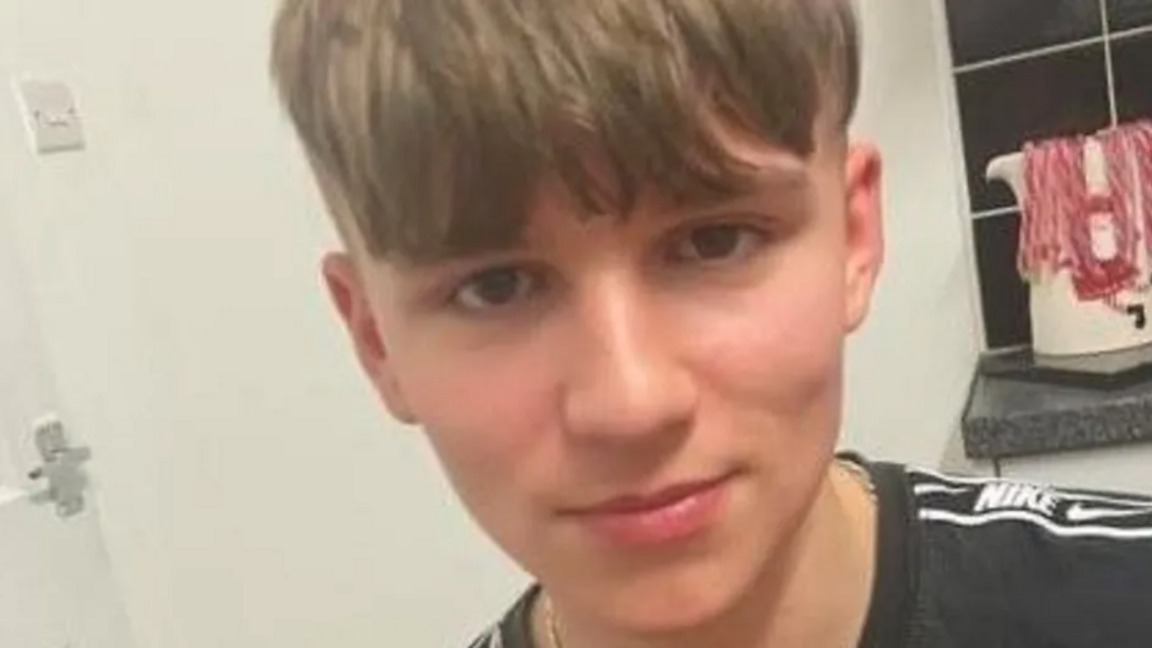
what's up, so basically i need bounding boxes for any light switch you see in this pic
[12,78,86,154]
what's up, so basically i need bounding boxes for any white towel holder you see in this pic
[985,152,1025,203]
[984,142,1152,357]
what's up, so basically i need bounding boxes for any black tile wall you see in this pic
[945,0,1101,66]
[973,214,1032,349]
[1114,32,1152,121]
[944,0,1152,349]
[956,46,1111,214]
[1109,0,1152,31]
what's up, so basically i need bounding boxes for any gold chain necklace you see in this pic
[837,457,877,503]
[543,593,565,648]
[542,460,875,648]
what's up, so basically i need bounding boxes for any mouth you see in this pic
[563,472,738,547]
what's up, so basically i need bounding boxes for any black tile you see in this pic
[1114,32,1152,122]
[956,45,1111,213]
[974,213,1033,349]
[946,0,1101,66]
[1109,0,1152,31]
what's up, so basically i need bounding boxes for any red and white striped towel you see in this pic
[1019,120,1152,304]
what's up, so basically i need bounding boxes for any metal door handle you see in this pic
[27,417,92,518]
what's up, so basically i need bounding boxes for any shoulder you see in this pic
[465,625,507,648]
[462,587,538,648]
[905,465,1152,543]
[903,466,1152,647]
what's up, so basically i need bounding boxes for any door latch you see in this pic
[27,417,92,518]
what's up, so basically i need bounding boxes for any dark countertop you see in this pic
[963,372,1152,459]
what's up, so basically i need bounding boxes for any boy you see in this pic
[270,1,1152,646]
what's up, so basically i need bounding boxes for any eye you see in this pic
[451,266,540,312]
[669,223,767,265]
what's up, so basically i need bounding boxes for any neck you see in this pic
[539,462,877,648]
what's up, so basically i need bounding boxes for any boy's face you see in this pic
[324,117,883,632]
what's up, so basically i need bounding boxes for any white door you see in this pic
[0,218,136,648]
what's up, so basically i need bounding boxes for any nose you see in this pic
[559,275,697,445]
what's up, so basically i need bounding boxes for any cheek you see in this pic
[388,327,560,533]
[683,238,847,418]
[679,236,848,544]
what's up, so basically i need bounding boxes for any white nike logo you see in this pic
[1066,502,1152,523]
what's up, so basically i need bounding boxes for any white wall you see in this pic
[1,2,524,647]
[843,0,985,471]
[0,1,980,647]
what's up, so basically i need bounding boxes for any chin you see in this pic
[582,530,770,635]
[607,588,738,635]
[555,474,785,636]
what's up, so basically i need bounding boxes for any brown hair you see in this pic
[271,0,861,261]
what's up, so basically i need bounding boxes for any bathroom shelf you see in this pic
[963,349,1152,460]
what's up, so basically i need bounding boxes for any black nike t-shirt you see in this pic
[466,458,1152,647]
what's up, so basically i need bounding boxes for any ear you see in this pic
[843,143,885,333]
[322,253,418,424]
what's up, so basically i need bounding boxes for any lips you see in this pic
[564,473,736,546]
[575,475,732,516]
